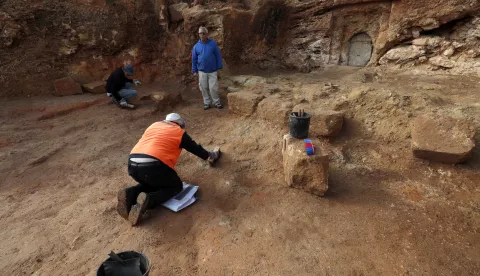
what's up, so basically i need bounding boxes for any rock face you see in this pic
[53,77,83,96]
[286,2,392,70]
[411,114,476,164]
[429,56,455,68]
[168,3,189,23]
[282,134,329,196]
[227,92,265,117]
[0,11,22,47]
[379,16,480,74]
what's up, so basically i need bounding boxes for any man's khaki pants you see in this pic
[199,71,221,106]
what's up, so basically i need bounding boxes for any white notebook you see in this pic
[162,183,198,212]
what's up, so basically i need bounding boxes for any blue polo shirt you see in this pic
[192,38,223,73]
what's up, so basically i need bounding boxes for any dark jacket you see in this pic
[106,67,132,101]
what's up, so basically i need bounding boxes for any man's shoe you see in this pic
[112,97,120,106]
[203,104,211,110]
[123,103,135,109]
[120,98,135,109]
[116,187,138,220]
[215,104,223,109]
[128,192,149,226]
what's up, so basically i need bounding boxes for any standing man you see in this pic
[192,26,223,110]
[117,113,221,226]
[106,64,142,109]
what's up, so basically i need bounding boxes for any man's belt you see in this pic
[129,157,158,163]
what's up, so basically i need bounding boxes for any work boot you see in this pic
[111,97,120,106]
[116,187,138,220]
[128,192,149,226]
[119,98,135,109]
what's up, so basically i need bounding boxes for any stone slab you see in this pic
[282,134,329,196]
[411,114,476,164]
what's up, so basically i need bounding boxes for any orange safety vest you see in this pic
[130,121,185,169]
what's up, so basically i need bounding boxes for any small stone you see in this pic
[412,37,428,46]
[443,47,455,57]
[429,56,455,68]
[226,86,239,93]
[466,49,479,58]
[412,28,421,38]
[452,42,464,49]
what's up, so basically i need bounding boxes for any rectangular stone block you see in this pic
[227,92,264,116]
[53,77,82,96]
[257,97,292,128]
[411,114,475,164]
[82,81,106,94]
[282,134,329,196]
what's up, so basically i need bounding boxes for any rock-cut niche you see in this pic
[347,33,373,67]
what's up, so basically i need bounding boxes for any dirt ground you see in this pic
[0,66,479,275]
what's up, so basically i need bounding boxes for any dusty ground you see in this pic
[0,66,479,275]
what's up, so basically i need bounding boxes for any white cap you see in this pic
[165,113,185,129]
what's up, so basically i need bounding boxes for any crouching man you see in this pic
[117,113,220,226]
[106,64,142,109]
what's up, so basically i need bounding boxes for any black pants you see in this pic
[127,157,183,209]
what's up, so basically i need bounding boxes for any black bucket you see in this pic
[289,112,311,139]
[96,251,151,276]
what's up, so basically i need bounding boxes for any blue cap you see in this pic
[124,64,134,76]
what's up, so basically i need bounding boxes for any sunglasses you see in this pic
[198,32,206,35]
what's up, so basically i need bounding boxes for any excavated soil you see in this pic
[0,66,479,275]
